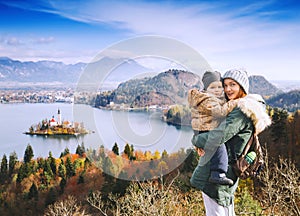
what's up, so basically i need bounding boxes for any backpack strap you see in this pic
[229,132,254,163]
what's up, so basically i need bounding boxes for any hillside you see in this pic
[266,90,300,112]
[95,69,202,107]
[95,70,282,108]
[249,75,282,97]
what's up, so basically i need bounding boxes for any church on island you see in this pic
[25,109,89,136]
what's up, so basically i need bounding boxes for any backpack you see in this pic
[231,133,264,179]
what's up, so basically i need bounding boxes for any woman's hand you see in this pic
[195,147,205,157]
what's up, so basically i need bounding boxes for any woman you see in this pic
[190,69,271,215]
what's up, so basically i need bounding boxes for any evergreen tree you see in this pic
[44,159,54,182]
[130,144,134,154]
[114,171,130,196]
[124,143,132,159]
[58,159,66,179]
[45,187,57,206]
[9,151,18,176]
[48,151,57,176]
[124,143,136,160]
[78,172,85,184]
[65,157,75,178]
[17,163,32,183]
[162,149,168,159]
[271,108,288,143]
[24,144,34,163]
[60,147,70,158]
[101,172,116,198]
[130,144,136,160]
[76,142,86,157]
[59,178,66,194]
[28,183,38,201]
[99,145,105,158]
[112,142,119,155]
[16,164,25,183]
[182,148,198,173]
[0,154,8,183]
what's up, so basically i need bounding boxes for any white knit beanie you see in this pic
[223,69,249,94]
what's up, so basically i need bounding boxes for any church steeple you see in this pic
[57,108,61,125]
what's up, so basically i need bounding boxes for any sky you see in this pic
[0,0,300,80]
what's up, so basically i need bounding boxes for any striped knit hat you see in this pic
[223,69,249,94]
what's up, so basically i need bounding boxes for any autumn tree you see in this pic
[44,196,87,216]
[287,110,300,167]
[102,156,114,176]
[153,150,161,160]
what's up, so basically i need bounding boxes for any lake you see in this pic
[0,103,193,159]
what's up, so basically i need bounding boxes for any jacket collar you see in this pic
[237,94,272,134]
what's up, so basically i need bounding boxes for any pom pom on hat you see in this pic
[202,71,221,90]
[223,69,249,94]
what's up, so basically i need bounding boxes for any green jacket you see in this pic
[190,94,272,207]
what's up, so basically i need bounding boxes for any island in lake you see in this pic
[25,109,90,136]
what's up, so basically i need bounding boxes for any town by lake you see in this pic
[0,103,193,159]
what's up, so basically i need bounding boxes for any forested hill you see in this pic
[266,90,300,112]
[95,69,202,107]
[95,70,283,108]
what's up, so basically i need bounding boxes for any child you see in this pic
[188,71,237,185]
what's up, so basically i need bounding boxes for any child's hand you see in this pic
[195,147,205,156]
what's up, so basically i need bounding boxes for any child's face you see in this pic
[206,81,223,96]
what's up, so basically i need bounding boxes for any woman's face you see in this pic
[223,78,244,100]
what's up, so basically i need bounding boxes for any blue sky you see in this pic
[0,0,300,80]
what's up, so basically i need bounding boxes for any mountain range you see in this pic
[0,57,299,111]
[1,57,299,92]
[0,57,152,89]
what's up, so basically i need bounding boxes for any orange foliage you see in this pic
[70,154,79,162]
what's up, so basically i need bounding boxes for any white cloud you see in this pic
[2,0,300,79]
[0,36,23,46]
[33,36,55,44]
